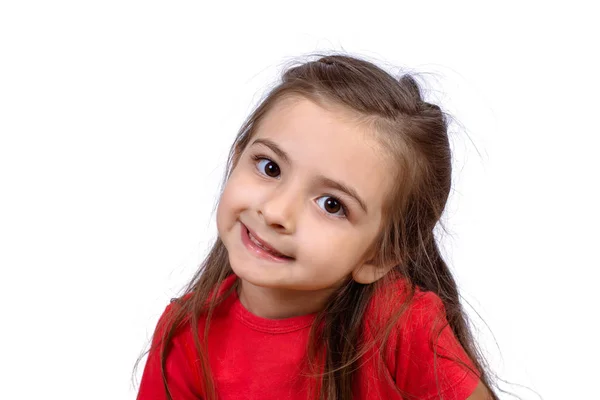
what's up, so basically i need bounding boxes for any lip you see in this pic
[240,223,293,263]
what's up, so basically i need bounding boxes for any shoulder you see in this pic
[364,275,445,333]
[363,276,448,369]
[152,274,239,343]
[364,277,481,399]
[365,275,468,358]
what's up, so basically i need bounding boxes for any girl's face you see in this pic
[217,96,394,294]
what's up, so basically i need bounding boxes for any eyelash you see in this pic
[251,154,350,219]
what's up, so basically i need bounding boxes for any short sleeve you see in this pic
[137,303,201,400]
[394,291,480,400]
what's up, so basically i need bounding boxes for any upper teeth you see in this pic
[249,231,283,256]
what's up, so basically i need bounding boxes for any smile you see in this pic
[240,223,294,263]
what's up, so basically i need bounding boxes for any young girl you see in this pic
[136,53,497,400]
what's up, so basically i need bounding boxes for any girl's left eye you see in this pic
[255,157,281,178]
[316,196,347,218]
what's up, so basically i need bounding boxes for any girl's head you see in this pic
[216,94,396,296]
[217,54,452,294]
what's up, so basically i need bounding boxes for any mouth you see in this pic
[241,223,294,262]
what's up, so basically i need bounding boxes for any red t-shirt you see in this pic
[138,274,480,399]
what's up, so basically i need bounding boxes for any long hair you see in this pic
[136,52,499,399]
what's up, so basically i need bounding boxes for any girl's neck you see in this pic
[237,279,336,320]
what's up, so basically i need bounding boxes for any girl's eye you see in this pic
[316,196,347,218]
[256,158,280,178]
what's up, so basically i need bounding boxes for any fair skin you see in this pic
[216,95,490,398]
[216,95,393,319]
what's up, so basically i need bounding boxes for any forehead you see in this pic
[252,96,393,215]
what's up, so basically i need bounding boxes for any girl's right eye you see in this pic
[255,157,281,178]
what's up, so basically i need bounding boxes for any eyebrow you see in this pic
[252,138,290,164]
[315,175,368,214]
[251,138,368,213]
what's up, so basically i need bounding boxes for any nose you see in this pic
[258,183,300,234]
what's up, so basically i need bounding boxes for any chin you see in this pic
[230,259,335,293]
[229,255,290,288]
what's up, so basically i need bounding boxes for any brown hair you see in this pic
[136,52,499,399]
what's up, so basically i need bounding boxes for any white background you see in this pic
[1,1,598,399]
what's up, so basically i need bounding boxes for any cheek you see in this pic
[215,193,228,236]
[301,224,365,266]
[314,222,380,268]
[216,174,254,226]
[216,182,240,233]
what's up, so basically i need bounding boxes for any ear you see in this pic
[351,260,396,284]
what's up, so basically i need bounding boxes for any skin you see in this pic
[216,95,394,319]
[468,381,493,399]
